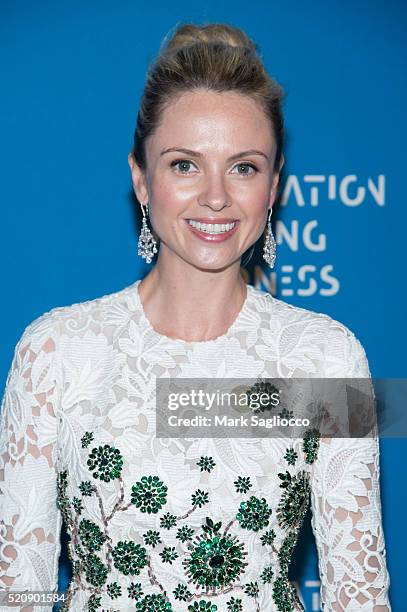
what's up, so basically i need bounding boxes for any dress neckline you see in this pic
[133,279,253,346]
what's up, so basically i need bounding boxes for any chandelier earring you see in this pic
[263,207,277,268]
[138,202,158,264]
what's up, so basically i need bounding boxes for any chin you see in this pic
[186,257,239,273]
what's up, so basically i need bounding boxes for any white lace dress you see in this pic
[0,279,391,611]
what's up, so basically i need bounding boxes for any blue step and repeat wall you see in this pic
[1,1,405,609]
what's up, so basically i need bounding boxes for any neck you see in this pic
[137,258,248,342]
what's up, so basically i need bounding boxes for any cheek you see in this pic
[148,183,188,234]
[239,192,269,225]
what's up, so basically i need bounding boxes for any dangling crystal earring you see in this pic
[138,202,158,264]
[263,208,276,268]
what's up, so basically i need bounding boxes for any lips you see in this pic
[184,219,240,242]
[185,218,239,223]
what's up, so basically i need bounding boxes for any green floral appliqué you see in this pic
[277,471,311,529]
[183,517,247,589]
[87,444,123,482]
[284,448,298,466]
[106,581,122,599]
[173,583,192,601]
[303,428,321,464]
[81,431,94,448]
[191,489,209,508]
[160,512,177,529]
[244,581,259,597]
[234,476,252,494]
[197,456,216,472]
[58,424,316,611]
[111,540,147,575]
[131,475,168,513]
[127,581,143,600]
[83,553,108,587]
[78,518,107,552]
[227,597,243,611]
[160,546,179,564]
[79,480,94,496]
[236,496,272,531]
[260,529,276,546]
[143,529,162,547]
[272,575,302,611]
[136,593,173,610]
[188,601,217,611]
[177,525,194,542]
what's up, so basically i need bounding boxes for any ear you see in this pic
[128,152,149,205]
[269,154,285,208]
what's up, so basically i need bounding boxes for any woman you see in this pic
[0,22,390,612]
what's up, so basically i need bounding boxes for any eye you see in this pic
[232,163,258,177]
[170,159,197,174]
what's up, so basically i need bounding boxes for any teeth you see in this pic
[187,220,236,234]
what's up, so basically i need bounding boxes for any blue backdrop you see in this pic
[1,1,405,609]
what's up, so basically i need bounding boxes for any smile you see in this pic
[187,220,237,234]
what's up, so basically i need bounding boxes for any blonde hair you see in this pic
[131,22,285,174]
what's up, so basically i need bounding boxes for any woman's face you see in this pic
[129,89,283,271]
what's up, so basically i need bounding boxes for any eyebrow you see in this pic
[159,147,269,162]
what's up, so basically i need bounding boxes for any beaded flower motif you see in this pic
[57,427,320,611]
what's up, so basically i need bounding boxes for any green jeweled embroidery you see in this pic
[243,581,259,597]
[202,517,222,536]
[226,597,243,611]
[272,576,303,612]
[72,559,81,577]
[246,380,280,413]
[279,407,294,420]
[74,543,86,559]
[197,456,216,472]
[260,529,276,546]
[173,583,192,601]
[159,546,179,564]
[143,529,162,547]
[191,489,209,508]
[260,564,274,583]
[79,480,94,496]
[236,496,272,531]
[284,447,298,466]
[135,593,172,611]
[56,470,71,522]
[87,594,101,611]
[177,525,194,542]
[303,428,321,464]
[131,475,168,513]
[111,540,147,575]
[87,444,123,482]
[83,553,108,587]
[279,529,299,573]
[78,518,107,552]
[183,519,247,589]
[72,496,83,514]
[81,431,94,448]
[277,471,311,529]
[63,427,314,609]
[107,581,122,599]
[188,601,217,611]
[127,582,143,600]
[160,512,177,529]
[234,476,252,494]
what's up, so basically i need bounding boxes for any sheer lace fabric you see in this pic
[0,279,391,611]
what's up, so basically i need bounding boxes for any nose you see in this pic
[198,172,231,211]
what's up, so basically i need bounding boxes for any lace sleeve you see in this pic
[0,312,62,611]
[310,323,391,611]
